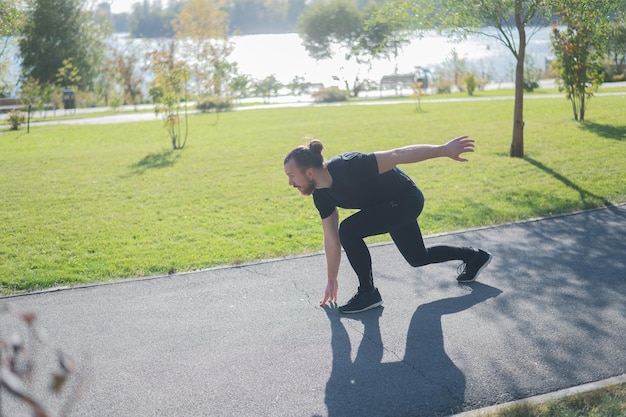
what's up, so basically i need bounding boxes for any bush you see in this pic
[523,80,540,92]
[463,72,478,96]
[7,110,25,130]
[311,86,349,103]
[196,97,233,113]
[433,79,453,94]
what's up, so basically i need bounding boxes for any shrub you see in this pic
[433,79,453,94]
[311,86,349,103]
[7,110,25,130]
[523,80,540,92]
[197,97,233,113]
[463,72,478,96]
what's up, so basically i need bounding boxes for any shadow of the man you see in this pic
[322,283,502,417]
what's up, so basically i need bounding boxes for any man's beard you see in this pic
[300,178,316,195]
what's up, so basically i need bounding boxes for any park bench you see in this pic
[380,73,418,90]
[0,98,23,112]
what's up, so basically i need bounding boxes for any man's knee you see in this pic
[405,256,428,268]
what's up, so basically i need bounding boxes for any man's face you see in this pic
[284,159,315,196]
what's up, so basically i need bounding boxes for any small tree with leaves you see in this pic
[112,47,143,108]
[551,1,614,122]
[148,41,190,150]
[1,0,22,96]
[606,11,626,78]
[254,74,282,104]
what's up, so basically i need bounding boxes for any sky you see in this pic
[107,0,139,14]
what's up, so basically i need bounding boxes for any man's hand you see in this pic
[320,279,338,307]
[444,136,475,162]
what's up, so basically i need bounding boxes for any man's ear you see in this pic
[305,167,314,180]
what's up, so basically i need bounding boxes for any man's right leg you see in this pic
[390,222,476,267]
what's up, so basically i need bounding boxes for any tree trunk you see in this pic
[580,93,585,122]
[510,1,525,158]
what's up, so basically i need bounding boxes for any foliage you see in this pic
[605,11,626,79]
[360,2,412,71]
[229,69,253,98]
[173,0,235,98]
[389,0,554,158]
[109,41,144,105]
[19,77,57,115]
[523,54,542,92]
[410,80,425,112]
[2,93,625,293]
[129,0,179,38]
[551,0,616,122]
[55,58,81,89]
[148,41,190,150]
[445,49,466,91]
[0,0,21,38]
[297,0,362,61]
[0,305,81,417]
[19,0,107,91]
[463,72,478,96]
[297,0,413,97]
[6,109,25,130]
[0,0,22,95]
[287,75,308,96]
[311,86,349,102]
[111,47,144,107]
[228,0,307,35]
[253,74,282,103]
[196,96,233,112]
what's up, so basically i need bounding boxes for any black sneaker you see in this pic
[457,249,492,283]
[338,288,383,314]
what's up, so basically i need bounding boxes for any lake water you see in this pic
[229,27,553,87]
[2,27,554,95]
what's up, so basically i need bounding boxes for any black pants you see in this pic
[338,187,476,292]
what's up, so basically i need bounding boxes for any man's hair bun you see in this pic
[308,139,324,154]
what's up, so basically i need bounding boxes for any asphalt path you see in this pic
[1,205,625,417]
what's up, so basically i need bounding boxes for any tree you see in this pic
[297,0,408,97]
[1,0,21,52]
[297,0,362,61]
[229,66,253,99]
[112,47,144,107]
[386,0,552,157]
[360,2,412,74]
[228,0,306,34]
[148,41,190,150]
[173,0,234,98]
[1,0,22,96]
[19,0,106,91]
[551,0,618,122]
[129,0,179,38]
[253,74,281,103]
[606,11,626,78]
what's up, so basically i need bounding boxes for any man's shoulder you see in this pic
[330,151,370,162]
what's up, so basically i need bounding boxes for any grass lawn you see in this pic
[1,93,625,294]
[483,383,626,417]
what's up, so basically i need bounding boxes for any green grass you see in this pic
[484,383,626,417]
[1,93,625,294]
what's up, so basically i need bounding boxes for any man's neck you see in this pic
[314,165,333,189]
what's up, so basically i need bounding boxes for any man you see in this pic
[283,136,492,313]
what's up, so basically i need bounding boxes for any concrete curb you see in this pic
[448,374,626,417]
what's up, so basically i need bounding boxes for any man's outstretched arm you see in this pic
[374,136,475,174]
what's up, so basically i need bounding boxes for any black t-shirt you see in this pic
[312,152,417,219]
